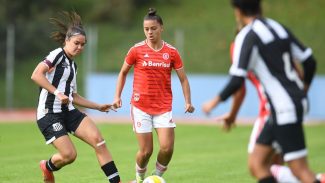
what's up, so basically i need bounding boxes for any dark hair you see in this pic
[49,11,86,45]
[144,8,163,25]
[231,0,262,16]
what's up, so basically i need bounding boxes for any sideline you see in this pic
[0,109,323,126]
[0,109,252,125]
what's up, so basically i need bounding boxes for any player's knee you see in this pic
[159,145,173,155]
[61,149,77,165]
[139,148,153,159]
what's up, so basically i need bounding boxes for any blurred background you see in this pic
[0,0,324,121]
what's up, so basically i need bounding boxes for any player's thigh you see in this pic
[274,123,306,162]
[248,116,266,153]
[155,128,175,150]
[74,116,104,148]
[52,135,77,157]
[136,132,154,153]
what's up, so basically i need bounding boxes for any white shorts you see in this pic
[248,114,282,154]
[131,105,176,133]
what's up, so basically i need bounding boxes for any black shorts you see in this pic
[256,118,306,162]
[37,109,86,144]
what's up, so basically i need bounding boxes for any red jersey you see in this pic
[125,41,183,115]
[230,43,270,117]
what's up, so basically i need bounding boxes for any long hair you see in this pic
[49,11,86,45]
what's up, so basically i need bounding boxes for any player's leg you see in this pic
[73,115,121,183]
[248,118,279,183]
[135,132,154,181]
[39,136,76,183]
[153,128,174,177]
[249,143,277,182]
[151,111,175,177]
[51,135,77,167]
[278,123,319,183]
[37,113,75,183]
[251,116,301,182]
[131,105,155,182]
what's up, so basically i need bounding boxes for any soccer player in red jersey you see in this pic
[113,8,195,183]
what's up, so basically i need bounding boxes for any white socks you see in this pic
[271,164,300,183]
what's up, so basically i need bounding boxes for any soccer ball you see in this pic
[143,175,166,183]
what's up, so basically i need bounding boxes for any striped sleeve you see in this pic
[230,28,256,77]
[43,48,64,69]
[287,29,312,63]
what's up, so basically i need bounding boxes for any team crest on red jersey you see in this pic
[162,53,169,60]
[134,93,140,102]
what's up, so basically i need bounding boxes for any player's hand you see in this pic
[215,113,236,132]
[57,92,69,105]
[112,98,122,109]
[97,104,116,112]
[185,103,195,113]
[202,96,221,115]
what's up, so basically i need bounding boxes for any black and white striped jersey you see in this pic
[230,18,312,125]
[37,47,78,120]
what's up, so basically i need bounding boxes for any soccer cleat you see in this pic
[317,173,325,183]
[39,160,55,183]
[128,174,144,183]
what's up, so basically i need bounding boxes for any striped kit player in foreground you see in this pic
[203,0,324,183]
[31,11,121,183]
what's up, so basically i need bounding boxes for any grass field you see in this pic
[0,122,324,183]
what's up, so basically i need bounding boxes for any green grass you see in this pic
[0,122,324,183]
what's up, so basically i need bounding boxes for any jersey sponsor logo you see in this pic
[142,60,170,68]
[163,53,169,60]
[52,122,63,132]
[134,93,140,102]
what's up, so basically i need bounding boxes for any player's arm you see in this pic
[288,28,317,94]
[31,62,69,104]
[217,83,246,131]
[301,56,316,94]
[202,76,245,115]
[113,62,132,109]
[72,93,113,112]
[175,68,195,113]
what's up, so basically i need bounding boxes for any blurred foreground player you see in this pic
[203,0,324,182]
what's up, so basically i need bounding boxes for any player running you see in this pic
[202,0,324,182]
[112,8,195,183]
[216,25,301,182]
[31,11,121,183]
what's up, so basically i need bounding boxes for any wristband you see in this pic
[54,89,60,96]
